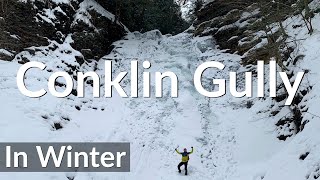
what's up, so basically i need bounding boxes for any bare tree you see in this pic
[296,0,314,34]
[1,0,9,14]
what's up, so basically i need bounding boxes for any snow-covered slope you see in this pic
[1,6,320,180]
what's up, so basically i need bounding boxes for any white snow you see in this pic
[72,0,129,32]
[0,30,290,179]
[1,2,320,180]
[0,49,14,57]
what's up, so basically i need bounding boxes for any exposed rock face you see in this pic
[193,0,318,140]
[0,0,127,61]
[0,1,53,60]
[193,0,299,60]
[195,0,256,24]
[193,1,261,55]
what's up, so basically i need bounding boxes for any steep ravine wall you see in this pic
[0,0,127,61]
[193,0,320,140]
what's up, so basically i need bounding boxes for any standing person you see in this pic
[175,147,194,175]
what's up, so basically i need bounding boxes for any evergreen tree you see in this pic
[99,0,188,35]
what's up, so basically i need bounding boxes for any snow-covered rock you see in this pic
[0,0,127,61]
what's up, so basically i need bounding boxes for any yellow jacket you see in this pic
[176,148,194,162]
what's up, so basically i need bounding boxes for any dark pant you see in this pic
[178,161,188,174]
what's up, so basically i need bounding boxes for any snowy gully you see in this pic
[17,60,304,105]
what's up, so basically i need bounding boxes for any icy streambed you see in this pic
[0,31,292,180]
